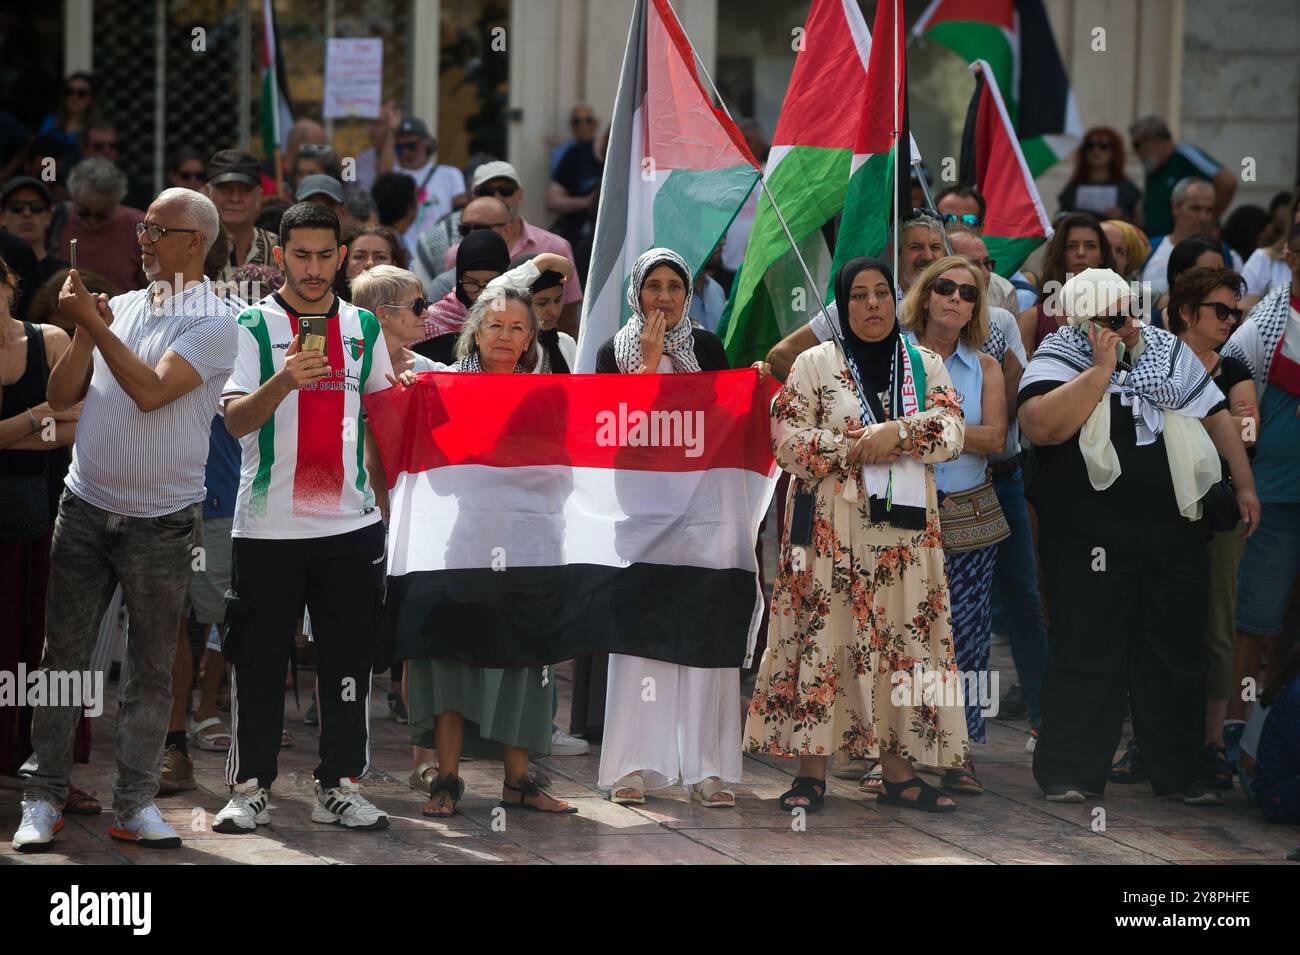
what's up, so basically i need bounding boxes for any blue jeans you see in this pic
[991,465,1047,728]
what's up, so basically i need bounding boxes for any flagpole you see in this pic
[892,0,900,294]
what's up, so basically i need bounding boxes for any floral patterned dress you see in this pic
[744,340,973,769]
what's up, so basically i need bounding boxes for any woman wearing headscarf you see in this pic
[594,247,739,807]
[745,257,970,814]
[1018,268,1260,805]
[411,228,509,365]
[901,256,1009,795]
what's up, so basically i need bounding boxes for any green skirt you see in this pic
[406,659,553,759]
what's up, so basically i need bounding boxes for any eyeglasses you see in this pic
[971,257,996,272]
[459,277,487,294]
[6,200,47,215]
[1199,302,1243,323]
[930,277,978,303]
[65,86,91,98]
[475,184,518,199]
[74,205,114,224]
[297,144,333,157]
[383,297,428,314]
[1084,140,1111,151]
[175,171,206,183]
[942,212,981,226]
[458,220,509,237]
[134,221,200,243]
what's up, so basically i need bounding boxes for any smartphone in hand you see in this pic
[70,238,78,270]
[298,315,328,353]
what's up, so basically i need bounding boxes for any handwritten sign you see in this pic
[324,38,383,119]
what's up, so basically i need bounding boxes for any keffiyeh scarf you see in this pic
[612,247,701,374]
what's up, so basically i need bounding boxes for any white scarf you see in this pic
[612,248,701,374]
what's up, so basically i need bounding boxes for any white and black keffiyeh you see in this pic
[612,247,701,374]
[450,351,524,374]
[980,320,1008,364]
[1221,281,1294,391]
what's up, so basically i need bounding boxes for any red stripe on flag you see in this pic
[364,369,780,483]
[770,0,870,150]
[921,0,1015,31]
[972,69,1046,240]
[647,0,759,171]
[854,0,905,155]
[293,315,347,516]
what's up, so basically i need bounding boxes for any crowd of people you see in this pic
[2,77,1298,852]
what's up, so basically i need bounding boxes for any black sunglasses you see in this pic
[6,200,47,214]
[1199,302,1243,323]
[1084,139,1111,151]
[930,277,978,303]
[175,171,207,183]
[1091,314,1130,331]
[458,220,508,237]
[384,297,429,314]
[475,184,518,199]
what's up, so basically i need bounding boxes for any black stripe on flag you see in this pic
[1015,0,1071,138]
[383,562,758,670]
[958,69,984,188]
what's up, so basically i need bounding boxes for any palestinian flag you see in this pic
[364,370,780,669]
[958,59,1053,276]
[259,0,294,158]
[914,0,1081,176]
[719,0,876,368]
[573,0,760,373]
[830,0,909,280]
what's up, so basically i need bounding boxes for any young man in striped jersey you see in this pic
[213,202,395,833]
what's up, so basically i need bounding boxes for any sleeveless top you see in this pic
[0,323,69,514]
[1034,300,1060,350]
[931,339,988,494]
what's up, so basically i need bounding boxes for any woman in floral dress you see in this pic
[744,256,972,813]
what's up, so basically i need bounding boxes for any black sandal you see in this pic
[501,774,578,814]
[877,776,957,813]
[778,776,826,812]
[423,772,464,818]
[1109,740,1145,784]
[1207,743,1234,790]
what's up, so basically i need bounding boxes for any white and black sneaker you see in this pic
[213,779,271,833]
[312,777,389,830]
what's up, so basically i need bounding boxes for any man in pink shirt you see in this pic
[444,161,584,336]
[58,158,147,292]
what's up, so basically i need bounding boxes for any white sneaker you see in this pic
[550,729,590,756]
[312,778,389,830]
[108,803,182,848]
[12,799,63,852]
[213,779,271,834]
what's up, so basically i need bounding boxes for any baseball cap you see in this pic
[396,117,431,141]
[472,161,521,192]
[295,174,345,203]
[1,176,53,206]
[207,149,262,188]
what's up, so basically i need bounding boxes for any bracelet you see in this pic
[27,407,39,434]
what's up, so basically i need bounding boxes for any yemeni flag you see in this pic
[573,0,760,373]
[365,370,780,668]
[959,60,1053,277]
[719,0,875,368]
[259,0,294,159]
[914,0,1080,177]
[830,0,909,282]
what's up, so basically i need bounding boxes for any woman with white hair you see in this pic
[1018,267,1259,806]
[58,158,147,292]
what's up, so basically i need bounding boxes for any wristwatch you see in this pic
[894,419,908,445]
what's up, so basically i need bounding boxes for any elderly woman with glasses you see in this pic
[401,285,578,818]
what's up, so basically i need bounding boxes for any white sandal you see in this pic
[408,761,438,792]
[609,772,646,804]
[188,716,232,752]
[690,777,736,808]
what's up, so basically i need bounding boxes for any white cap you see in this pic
[472,161,521,192]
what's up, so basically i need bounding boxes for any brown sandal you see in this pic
[502,774,578,814]
[64,785,102,815]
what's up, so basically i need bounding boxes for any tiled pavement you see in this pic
[3,647,1298,865]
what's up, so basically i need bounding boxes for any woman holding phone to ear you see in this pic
[1018,268,1259,806]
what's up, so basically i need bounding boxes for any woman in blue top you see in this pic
[37,72,100,167]
[902,256,1007,794]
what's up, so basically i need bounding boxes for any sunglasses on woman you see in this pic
[384,298,429,314]
[1199,302,1243,323]
[930,277,978,303]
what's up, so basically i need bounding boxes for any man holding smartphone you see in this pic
[213,202,394,834]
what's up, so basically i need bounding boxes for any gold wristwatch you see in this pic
[894,419,908,445]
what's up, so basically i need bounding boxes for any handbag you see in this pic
[938,479,1011,554]
[1201,456,1239,533]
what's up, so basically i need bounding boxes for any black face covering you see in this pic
[455,229,510,307]
[833,256,899,421]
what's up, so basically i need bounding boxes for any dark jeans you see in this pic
[223,522,385,790]
[991,465,1047,727]
[21,489,198,817]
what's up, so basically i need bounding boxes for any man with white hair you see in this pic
[13,187,237,853]
[57,157,147,291]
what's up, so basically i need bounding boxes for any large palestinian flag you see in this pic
[573,0,760,373]
[959,60,1053,276]
[719,0,877,368]
[364,370,780,669]
[914,0,1080,177]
